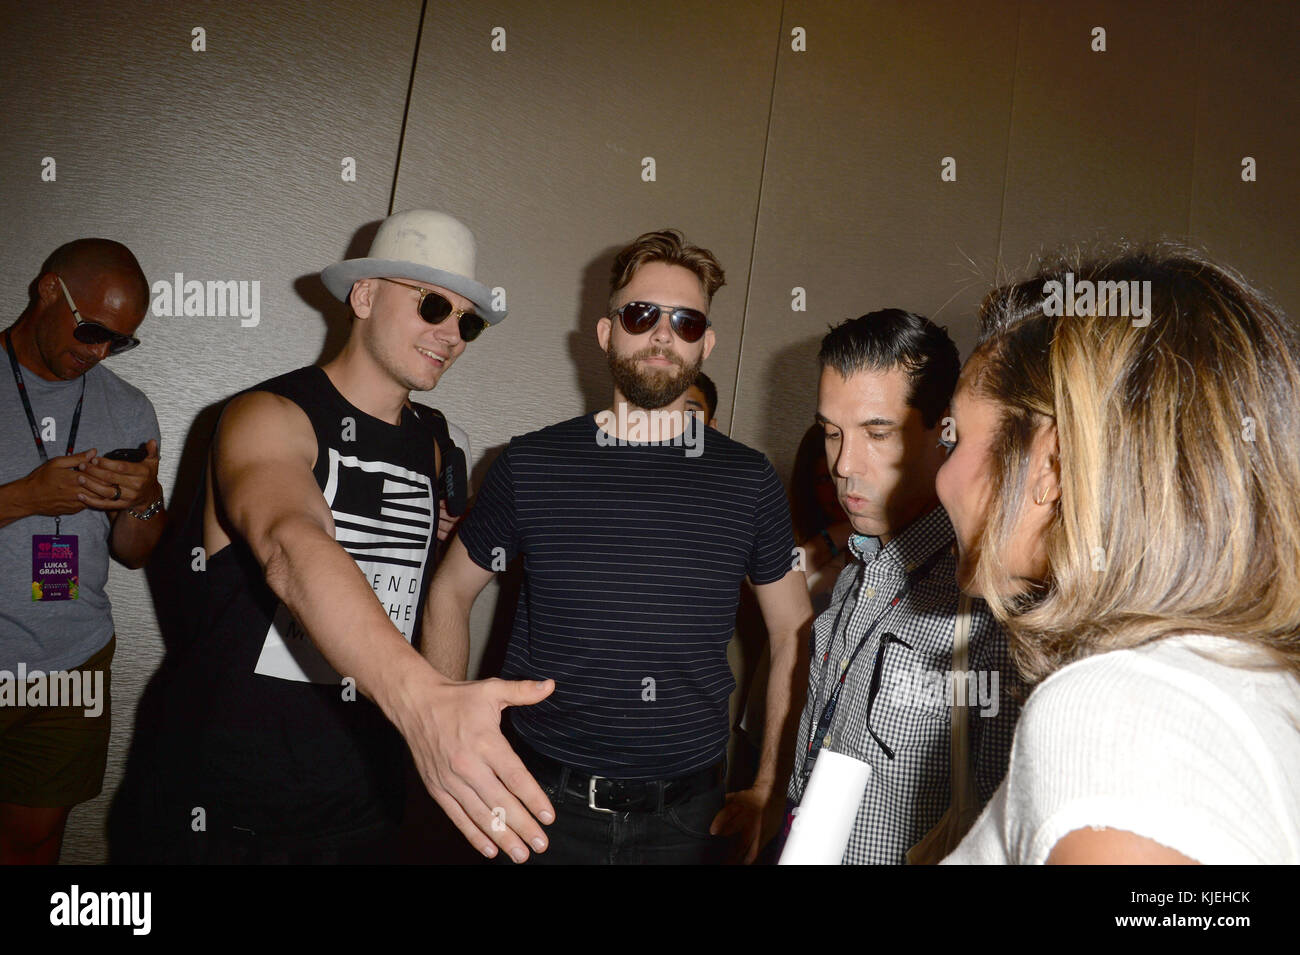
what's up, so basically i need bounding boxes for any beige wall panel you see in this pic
[1188,0,1300,319]
[391,1,784,675]
[997,0,1199,275]
[733,0,1020,486]
[0,0,421,862]
[393,0,782,440]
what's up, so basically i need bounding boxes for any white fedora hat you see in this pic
[321,209,505,322]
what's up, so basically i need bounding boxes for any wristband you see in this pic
[127,498,164,520]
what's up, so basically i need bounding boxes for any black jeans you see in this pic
[517,762,733,866]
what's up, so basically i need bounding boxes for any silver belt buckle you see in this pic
[587,775,617,813]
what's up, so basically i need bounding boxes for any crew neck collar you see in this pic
[311,365,414,431]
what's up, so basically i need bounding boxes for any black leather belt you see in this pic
[515,740,723,814]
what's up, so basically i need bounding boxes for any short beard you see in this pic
[606,343,701,410]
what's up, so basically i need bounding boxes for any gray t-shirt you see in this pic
[0,359,161,672]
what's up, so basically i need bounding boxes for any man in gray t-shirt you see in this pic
[0,238,164,863]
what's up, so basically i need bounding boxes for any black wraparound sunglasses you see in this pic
[382,278,489,343]
[57,276,140,355]
[612,301,711,344]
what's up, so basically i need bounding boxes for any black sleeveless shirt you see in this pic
[150,366,444,848]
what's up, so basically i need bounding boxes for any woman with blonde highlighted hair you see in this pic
[937,244,1300,864]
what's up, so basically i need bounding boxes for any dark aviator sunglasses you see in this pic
[57,276,140,355]
[612,301,711,344]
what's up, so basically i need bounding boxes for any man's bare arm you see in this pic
[213,391,555,861]
[421,536,495,680]
[711,568,813,862]
[749,569,814,798]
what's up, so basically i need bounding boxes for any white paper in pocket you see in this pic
[779,750,873,865]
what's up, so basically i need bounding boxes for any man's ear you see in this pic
[349,279,376,320]
[35,272,60,307]
[701,327,717,362]
[596,315,612,353]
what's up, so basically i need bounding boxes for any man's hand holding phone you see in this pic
[18,448,98,518]
[77,439,162,512]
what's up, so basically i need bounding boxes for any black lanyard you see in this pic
[6,330,86,533]
[800,546,948,782]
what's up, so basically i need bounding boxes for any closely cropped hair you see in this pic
[39,238,150,311]
[967,242,1300,685]
[609,230,725,312]
[818,309,960,429]
[693,371,718,421]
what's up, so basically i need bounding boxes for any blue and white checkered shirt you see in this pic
[786,505,1020,864]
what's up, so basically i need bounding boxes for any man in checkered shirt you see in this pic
[783,309,1019,865]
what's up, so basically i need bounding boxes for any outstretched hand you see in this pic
[397,673,557,863]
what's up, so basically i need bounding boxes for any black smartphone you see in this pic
[105,447,147,462]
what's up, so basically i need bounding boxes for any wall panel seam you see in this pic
[995,0,1025,277]
[731,0,786,437]
[389,0,430,215]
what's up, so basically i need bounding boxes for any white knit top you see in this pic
[942,633,1300,864]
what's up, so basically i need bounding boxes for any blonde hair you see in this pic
[967,243,1300,685]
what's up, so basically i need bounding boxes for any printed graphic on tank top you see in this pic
[254,446,434,683]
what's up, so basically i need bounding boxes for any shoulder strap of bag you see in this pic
[410,402,453,469]
[948,592,977,816]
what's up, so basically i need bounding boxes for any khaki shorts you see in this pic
[0,636,114,808]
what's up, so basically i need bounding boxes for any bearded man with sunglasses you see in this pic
[116,211,563,865]
[424,230,813,865]
[0,238,163,863]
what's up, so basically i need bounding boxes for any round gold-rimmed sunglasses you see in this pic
[381,278,489,343]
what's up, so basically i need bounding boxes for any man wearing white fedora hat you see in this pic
[118,210,559,864]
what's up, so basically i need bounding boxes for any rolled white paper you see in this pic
[778,750,872,865]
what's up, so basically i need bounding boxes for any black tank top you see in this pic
[152,366,445,847]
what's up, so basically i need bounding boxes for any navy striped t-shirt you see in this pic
[457,412,795,779]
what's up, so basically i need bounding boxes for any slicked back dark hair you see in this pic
[818,309,960,429]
